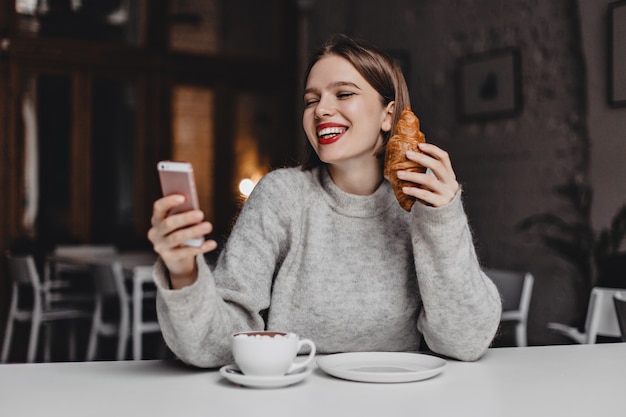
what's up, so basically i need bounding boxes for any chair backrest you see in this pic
[5,253,42,290]
[51,245,119,278]
[53,245,118,257]
[483,268,534,314]
[584,287,622,342]
[90,262,129,304]
[612,292,626,342]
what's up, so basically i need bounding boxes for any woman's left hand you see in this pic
[396,142,460,207]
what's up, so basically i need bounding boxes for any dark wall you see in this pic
[304,0,593,345]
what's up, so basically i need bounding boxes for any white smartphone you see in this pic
[157,160,204,247]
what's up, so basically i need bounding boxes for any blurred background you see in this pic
[0,0,625,355]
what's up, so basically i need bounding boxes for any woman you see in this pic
[148,34,501,367]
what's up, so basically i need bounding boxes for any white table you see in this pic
[0,343,624,417]
[45,251,159,360]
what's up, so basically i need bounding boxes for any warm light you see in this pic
[239,178,256,197]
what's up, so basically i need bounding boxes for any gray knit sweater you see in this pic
[153,166,501,367]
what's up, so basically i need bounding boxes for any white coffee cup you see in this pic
[231,331,316,377]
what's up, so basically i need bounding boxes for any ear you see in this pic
[381,101,395,132]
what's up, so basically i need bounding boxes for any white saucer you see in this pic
[219,364,312,388]
[317,352,446,383]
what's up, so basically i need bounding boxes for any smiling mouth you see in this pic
[317,126,347,145]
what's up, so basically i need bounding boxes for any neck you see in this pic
[327,159,383,195]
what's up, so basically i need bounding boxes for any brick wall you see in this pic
[305,0,590,345]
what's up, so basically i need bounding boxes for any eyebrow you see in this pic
[303,81,362,96]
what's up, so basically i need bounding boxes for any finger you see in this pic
[402,185,455,208]
[150,211,211,254]
[157,220,213,252]
[174,221,213,245]
[417,143,455,178]
[397,170,441,190]
[158,239,219,277]
[404,152,443,179]
[417,142,449,163]
[202,239,219,252]
[162,238,218,262]
[158,210,204,236]
[397,171,445,196]
[397,170,458,207]
[406,149,456,185]
[151,195,185,226]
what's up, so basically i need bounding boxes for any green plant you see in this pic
[594,204,626,263]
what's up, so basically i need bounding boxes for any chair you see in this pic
[130,265,160,360]
[547,287,622,344]
[613,292,626,342]
[45,245,118,287]
[43,245,119,307]
[483,268,534,347]
[1,253,92,363]
[86,261,130,361]
[86,262,160,361]
[51,244,118,257]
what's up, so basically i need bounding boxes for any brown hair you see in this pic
[302,34,411,170]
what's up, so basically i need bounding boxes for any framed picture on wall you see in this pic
[608,0,626,107]
[456,48,522,122]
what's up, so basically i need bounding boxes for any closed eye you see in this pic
[337,92,355,99]
[304,98,319,107]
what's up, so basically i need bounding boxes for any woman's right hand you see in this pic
[147,194,218,289]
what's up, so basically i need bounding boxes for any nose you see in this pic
[314,94,335,119]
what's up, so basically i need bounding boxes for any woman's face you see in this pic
[303,55,393,168]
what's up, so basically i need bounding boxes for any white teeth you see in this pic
[317,127,345,138]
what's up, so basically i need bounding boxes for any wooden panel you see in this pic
[69,73,92,240]
[0,50,7,254]
[0,34,10,317]
[0,0,11,29]
[172,85,215,220]
[3,63,24,245]
[133,76,151,240]
[0,62,25,318]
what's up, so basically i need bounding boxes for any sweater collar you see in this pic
[316,166,396,217]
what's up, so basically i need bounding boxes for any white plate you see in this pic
[219,364,312,388]
[317,352,446,383]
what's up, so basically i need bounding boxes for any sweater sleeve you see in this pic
[410,189,502,361]
[153,170,295,368]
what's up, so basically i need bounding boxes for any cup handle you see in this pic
[287,338,316,374]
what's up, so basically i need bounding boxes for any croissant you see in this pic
[383,107,427,211]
